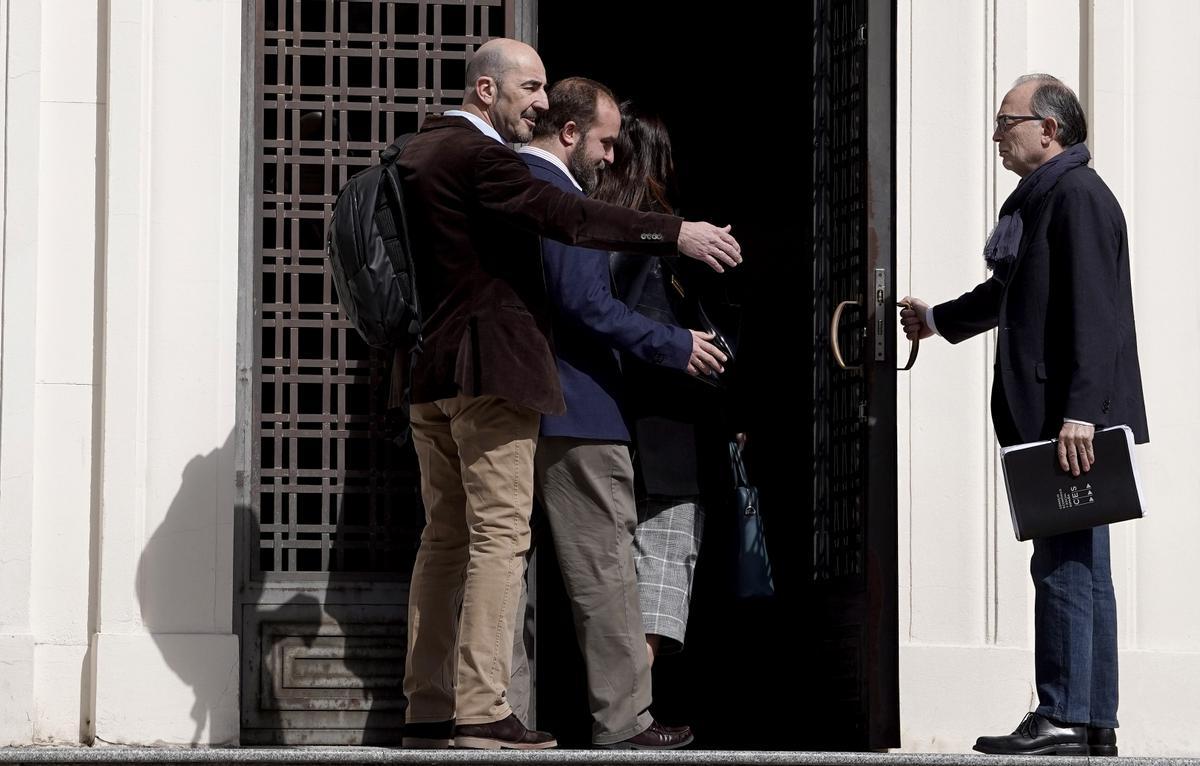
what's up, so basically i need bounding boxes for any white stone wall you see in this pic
[897,0,1200,756]
[0,0,44,743]
[0,0,102,745]
[0,0,242,746]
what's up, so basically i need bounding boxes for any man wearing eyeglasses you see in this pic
[899,74,1148,757]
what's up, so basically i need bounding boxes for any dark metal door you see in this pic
[812,0,900,749]
[238,0,522,744]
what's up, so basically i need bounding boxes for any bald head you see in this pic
[465,38,540,90]
[461,38,548,142]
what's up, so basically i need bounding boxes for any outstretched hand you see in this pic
[677,222,742,273]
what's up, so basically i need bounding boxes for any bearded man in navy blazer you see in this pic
[503,78,725,750]
[901,74,1148,757]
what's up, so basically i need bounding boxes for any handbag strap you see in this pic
[729,440,750,488]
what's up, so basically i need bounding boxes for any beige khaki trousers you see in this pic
[403,393,538,725]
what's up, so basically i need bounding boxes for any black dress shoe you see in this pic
[973,712,1088,756]
[601,720,694,750]
[453,713,557,750]
[401,719,454,749]
[1089,726,1118,757]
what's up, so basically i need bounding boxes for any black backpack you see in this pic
[326,135,423,352]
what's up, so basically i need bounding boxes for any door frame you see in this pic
[862,0,900,747]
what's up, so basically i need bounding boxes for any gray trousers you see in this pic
[508,437,653,745]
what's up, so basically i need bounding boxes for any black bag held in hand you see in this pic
[731,441,773,599]
[660,258,736,390]
[609,251,737,390]
[325,134,423,351]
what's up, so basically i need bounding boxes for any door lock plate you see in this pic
[874,268,886,361]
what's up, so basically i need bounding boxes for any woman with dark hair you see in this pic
[597,103,739,667]
[593,105,677,216]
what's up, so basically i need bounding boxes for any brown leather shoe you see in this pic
[646,721,693,741]
[602,720,694,750]
[453,713,557,750]
[401,719,454,749]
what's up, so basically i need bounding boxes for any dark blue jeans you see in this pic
[1030,525,1119,728]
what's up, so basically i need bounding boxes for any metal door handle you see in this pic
[830,300,861,371]
[831,300,920,371]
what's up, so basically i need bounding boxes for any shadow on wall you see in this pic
[233,475,414,745]
[133,430,318,745]
[133,431,234,744]
[236,502,321,743]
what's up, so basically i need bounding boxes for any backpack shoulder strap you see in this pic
[379,132,415,164]
[373,135,422,341]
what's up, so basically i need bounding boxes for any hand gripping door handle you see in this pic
[895,301,919,371]
[830,300,919,371]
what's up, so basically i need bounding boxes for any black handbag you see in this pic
[660,259,736,390]
[731,441,773,599]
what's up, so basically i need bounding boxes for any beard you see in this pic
[567,144,603,195]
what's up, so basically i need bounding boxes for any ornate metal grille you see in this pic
[812,0,867,582]
[254,0,513,578]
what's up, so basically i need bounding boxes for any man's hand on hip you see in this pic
[1058,421,1096,477]
[677,222,742,272]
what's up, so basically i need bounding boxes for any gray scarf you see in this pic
[984,143,1091,268]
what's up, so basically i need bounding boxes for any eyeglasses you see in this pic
[994,114,1043,133]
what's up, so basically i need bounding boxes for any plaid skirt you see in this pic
[632,497,705,653]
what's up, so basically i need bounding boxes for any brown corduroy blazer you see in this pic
[390,115,682,415]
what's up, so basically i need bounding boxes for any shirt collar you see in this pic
[443,109,505,144]
[517,145,582,191]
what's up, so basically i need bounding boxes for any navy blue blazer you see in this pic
[933,164,1149,446]
[521,152,691,441]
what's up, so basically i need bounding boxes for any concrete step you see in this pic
[0,748,1196,766]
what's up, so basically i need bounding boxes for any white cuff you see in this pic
[1063,418,1093,426]
[924,305,939,336]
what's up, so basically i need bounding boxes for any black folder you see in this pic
[1000,425,1147,541]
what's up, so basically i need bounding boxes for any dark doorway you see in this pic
[239,0,897,749]
[535,0,899,750]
